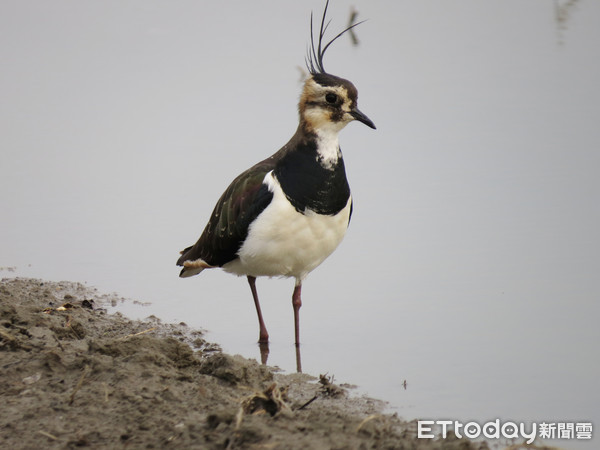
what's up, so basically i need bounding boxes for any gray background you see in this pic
[2,1,598,448]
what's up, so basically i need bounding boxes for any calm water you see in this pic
[2,2,598,448]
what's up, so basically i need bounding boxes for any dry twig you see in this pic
[68,364,90,405]
[120,327,157,340]
[37,430,59,441]
[356,414,381,433]
[0,328,15,341]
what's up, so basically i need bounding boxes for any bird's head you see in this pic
[299,73,375,133]
[299,0,376,133]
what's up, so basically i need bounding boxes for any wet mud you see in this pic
[0,277,488,449]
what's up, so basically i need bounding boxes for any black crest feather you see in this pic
[306,0,366,75]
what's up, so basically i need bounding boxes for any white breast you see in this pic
[222,171,351,282]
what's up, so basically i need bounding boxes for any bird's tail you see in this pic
[177,246,211,278]
[179,266,205,278]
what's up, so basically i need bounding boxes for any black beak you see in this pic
[351,108,376,129]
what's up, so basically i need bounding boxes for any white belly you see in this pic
[222,171,351,281]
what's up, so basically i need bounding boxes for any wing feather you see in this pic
[177,160,275,269]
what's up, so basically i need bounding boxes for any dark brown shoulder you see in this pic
[177,158,276,268]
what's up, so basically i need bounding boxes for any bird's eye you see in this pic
[325,93,338,104]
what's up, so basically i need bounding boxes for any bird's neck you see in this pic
[298,121,342,170]
[274,124,350,215]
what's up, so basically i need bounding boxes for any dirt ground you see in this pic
[0,277,488,449]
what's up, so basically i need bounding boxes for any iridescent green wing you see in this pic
[177,158,275,268]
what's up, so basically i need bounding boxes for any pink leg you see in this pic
[247,276,269,343]
[292,283,302,346]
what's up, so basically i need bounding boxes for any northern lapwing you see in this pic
[177,1,375,352]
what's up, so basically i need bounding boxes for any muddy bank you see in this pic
[0,277,486,449]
